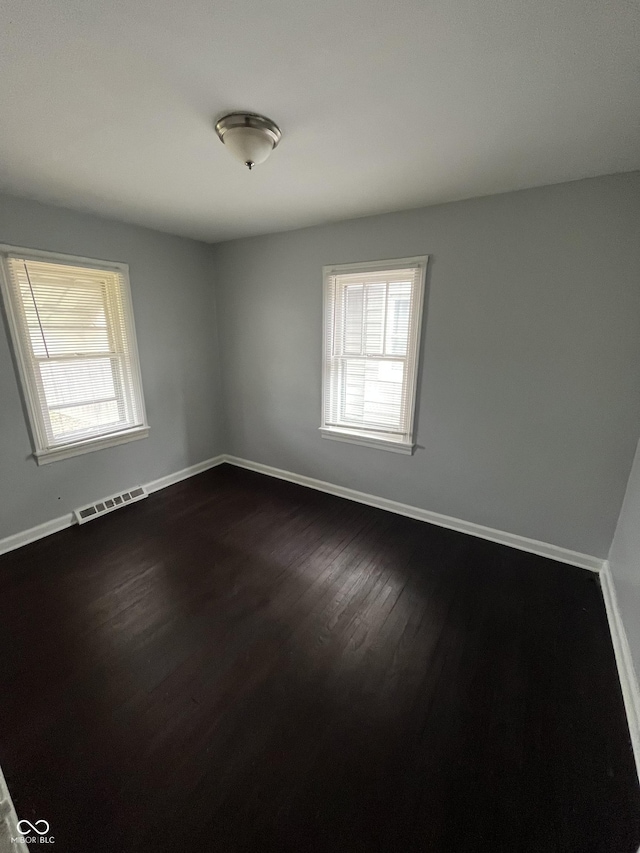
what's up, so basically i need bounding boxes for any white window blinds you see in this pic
[0,249,148,463]
[321,257,427,453]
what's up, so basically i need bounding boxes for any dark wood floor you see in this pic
[0,464,638,852]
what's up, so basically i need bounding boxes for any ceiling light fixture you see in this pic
[215,112,282,170]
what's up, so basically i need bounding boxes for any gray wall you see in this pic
[0,193,225,541]
[214,172,640,558]
[609,437,640,679]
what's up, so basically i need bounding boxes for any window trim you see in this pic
[320,255,428,454]
[0,244,149,465]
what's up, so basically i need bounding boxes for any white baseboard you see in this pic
[0,513,74,558]
[600,561,640,784]
[224,455,604,573]
[0,451,604,574]
[0,454,226,558]
[145,454,226,493]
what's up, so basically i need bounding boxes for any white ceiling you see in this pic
[0,0,638,242]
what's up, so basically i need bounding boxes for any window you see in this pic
[321,256,428,454]
[0,246,148,464]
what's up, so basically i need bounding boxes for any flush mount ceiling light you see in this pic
[215,112,282,170]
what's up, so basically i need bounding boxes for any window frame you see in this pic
[0,245,149,465]
[320,255,428,455]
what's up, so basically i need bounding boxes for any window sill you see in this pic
[319,427,415,455]
[34,426,150,465]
